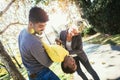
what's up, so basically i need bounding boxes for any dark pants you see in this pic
[74,56,100,80]
[28,67,60,80]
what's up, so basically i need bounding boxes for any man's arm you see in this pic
[30,41,52,67]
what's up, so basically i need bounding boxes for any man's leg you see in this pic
[28,67,60,80]
[44,70,60,80]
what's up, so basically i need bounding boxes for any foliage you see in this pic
[0,74,10,80]
[75,0,120,35]
[0,67,8,77]
[34,0,50,5]
[81,27,97,37]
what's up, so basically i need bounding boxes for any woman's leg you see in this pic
[74,57,88,80]
[79,57,100,80]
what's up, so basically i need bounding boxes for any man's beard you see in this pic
[35,31,43,35]
[38,31,43,35]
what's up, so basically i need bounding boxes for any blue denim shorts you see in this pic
[28,67,60,80]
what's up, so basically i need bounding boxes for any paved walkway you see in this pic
[73,43,120,80]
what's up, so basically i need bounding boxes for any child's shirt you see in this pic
[42,42,69,62]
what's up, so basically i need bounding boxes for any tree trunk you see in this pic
[0,41,26,80]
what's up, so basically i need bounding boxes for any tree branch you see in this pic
[0,0,15,17]
[0,63,5,67]
[0,22,27,35]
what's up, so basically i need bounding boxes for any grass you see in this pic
[83,33,120,46]
[50,63,73,80]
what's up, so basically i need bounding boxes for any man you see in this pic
[18,6,60,80]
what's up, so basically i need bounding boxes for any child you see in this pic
[42,41,77,73]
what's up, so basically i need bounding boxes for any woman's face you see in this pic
[72,28,79,36]
[68,28,79,37]
[64,56,77,71]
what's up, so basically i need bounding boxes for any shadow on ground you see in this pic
[107,77,120,80]
[110,45,120,51]
[83,42,101,54]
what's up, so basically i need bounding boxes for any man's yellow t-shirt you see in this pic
[42,42,69,62]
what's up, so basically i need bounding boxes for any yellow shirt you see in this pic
[42,42,69,62]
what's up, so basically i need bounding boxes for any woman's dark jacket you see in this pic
[59,30,87,61]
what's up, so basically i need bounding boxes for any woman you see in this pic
[59,27,100,80]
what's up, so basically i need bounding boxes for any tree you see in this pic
[0,41,25,80]
[0,0,26,80]
[74,0,120,35]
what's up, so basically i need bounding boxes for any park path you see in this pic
[73,43,120,80]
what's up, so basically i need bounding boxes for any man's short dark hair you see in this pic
[29,6,49,23]
[61,61,75,74]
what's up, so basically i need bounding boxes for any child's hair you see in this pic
[61,60,76,74]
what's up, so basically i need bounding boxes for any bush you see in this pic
[82,27,97,37]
